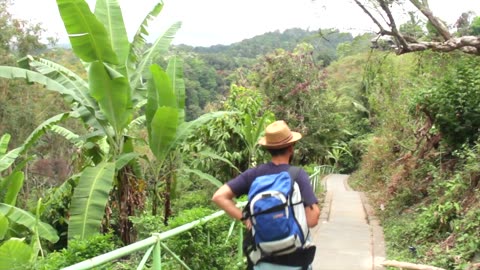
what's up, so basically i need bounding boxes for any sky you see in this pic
[8,0,480,47]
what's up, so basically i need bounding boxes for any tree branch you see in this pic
[378,0,411,50]
[405,36,480,55]
[353,0,479,55]
[353,0,392,35]
[409,0,451,40]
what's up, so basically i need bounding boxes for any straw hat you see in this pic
[258,120,302,149]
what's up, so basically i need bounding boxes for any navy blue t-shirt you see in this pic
[226,162,318,206]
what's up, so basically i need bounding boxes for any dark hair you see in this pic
[267,146,290,156]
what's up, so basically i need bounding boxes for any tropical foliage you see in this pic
[1,0,480,269]
[348,50,480,269]
[243,43,352,165]
[0,0,185,245]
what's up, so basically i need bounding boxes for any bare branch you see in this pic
[353,0,391,35]
[377,0,411,49]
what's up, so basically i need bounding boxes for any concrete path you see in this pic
[310,174,386,270]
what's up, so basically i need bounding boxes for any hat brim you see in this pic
[258,132,302,149]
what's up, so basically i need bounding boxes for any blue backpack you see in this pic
[243,166,310,264]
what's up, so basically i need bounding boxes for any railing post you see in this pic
[207,230,211,246]
[152,239,162,269]
[159,243,192,270]
[237,223,244,265]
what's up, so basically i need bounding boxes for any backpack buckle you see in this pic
[241,209,251,221]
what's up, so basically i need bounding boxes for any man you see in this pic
[212,120,320,269]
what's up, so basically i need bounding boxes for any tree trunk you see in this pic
[117,166,146,244]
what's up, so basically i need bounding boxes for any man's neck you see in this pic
[271,155,290,165]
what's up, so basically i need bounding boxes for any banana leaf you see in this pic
[0,66,105,133]
[20,113,71,155]
[0,238,33,270]
[68,162,115,241]
[182,168,223,188]
[131,22,181,88]
[2,172,24,206]
[0,215,8,240]
[0,134,10,155]
[89,61,133,133]
[149,107,179,162]
[94,0,129,70]
[56,0,118,64]
[115,152,139,171]
[166,57,186,124]
[0,66,83,104]
[50,125,83,148]
[0,204,59,243]
[149,64,176,108]
[197,151,241,173]
[128,2,163,71]
[20,56,95,110]
[0,113,69,173]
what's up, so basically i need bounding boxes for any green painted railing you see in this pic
[310,165,336,193]
[62,202,246,270]
[63,166,333,270]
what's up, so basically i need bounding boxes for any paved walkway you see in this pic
[310,174,386,270]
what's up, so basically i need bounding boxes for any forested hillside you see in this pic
[0,0,479,269]
[175,28,354,120]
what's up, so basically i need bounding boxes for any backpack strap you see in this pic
[287,166,301,183]
[288,165,310,242]
[244,167,300,219]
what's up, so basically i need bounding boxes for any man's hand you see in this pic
[212,184,243,221]
[305,203,320,227]
[243,218,252,230]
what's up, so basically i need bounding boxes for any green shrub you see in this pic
[35,233,119,270]
[162,207,243,270]
[131,206,244,270]
[413,55,480,147]
[130,213,167,240]
[382,140,480,269]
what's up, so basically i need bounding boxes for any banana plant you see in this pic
[0,119,67,243]
[55,0,183,244]
[242,112,275,168]
[0,134,60,268]
[1,0,237,245]
[145,59,237,221]
[0,0,182,244]
[1,0,234,244]
[226,84,275,168]
[327,141,353,168]
[0,113,70,210]
[0,199,59,269]
[0,238,34,269]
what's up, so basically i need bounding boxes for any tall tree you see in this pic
[245,43,347,164]
[0,0,54,148]
[0,0,46,64]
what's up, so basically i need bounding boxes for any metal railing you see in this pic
[310,165,336,193]
[63,166,335,270]
[62,203,246,270]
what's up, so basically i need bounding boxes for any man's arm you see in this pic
[211,184,242,220]
[305,203,320,228]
